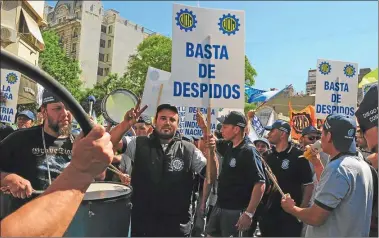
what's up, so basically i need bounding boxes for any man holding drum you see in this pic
[110,103,217,237]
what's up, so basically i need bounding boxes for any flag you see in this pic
[288,101,317,140]
[244,85,266,99]
[358,68,378,88]
[248,84,292,103]
[263,110,276,137]
[251,115,265,137]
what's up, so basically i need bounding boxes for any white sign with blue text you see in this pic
[315,59,358,119]
[170,4,245,108]
[1,69,21,123]
[177,106,218,138]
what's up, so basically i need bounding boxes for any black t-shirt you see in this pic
[216,138,266,210]
[0,124,14,141]
[264,143,313,216]
[0,125,73,191]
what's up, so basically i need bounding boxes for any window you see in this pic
[63,17,66,21]
[73,29,78,38]
[97,67,103,76]
[90,5,93,12]
[99,53,104,62]
[105,54,109,62]
[72,43,77,52]
[100,39,105,48]
[18,13,28,34]
[101,25,106,33]
[108,39,111,48]
[108,25,112,34]
[104,68,109,76]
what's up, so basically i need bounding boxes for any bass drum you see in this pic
[64,182,132,237]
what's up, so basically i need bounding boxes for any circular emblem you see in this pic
[149,70,160,81]
[281,159,290,170]
[175,9,197,32]
[172,158,184,171]
[6,72,18,84]
[229,158,236,167]
[318,62,332,75]
[344,64,356,78]
[347,128,355,137]
[218,13,240,36]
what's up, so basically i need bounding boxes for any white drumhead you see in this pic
[83,182,131,201]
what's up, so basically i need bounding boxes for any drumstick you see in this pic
[109,163,123,174]
[107,167,127,178]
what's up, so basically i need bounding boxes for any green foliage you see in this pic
[245,56,257,86]
[39,30,84,101]
[244,102,257,114]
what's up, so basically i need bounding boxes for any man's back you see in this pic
[306,153,374,237]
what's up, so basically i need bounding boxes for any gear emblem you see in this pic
[318,61,332,75]
[218,13,240,36]
[6,72,18,84]
[344,64,356,78]
[175,9,197,32]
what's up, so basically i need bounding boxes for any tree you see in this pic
[39,30,84,101]
[124,35,257,97]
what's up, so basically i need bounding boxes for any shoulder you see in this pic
[1,126,40,144]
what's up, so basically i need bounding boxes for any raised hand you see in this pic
[123,98,148,127]
[196,110,207,131]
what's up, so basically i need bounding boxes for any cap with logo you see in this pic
[301,126,321,136]
[355,84,378,133]
[156,104,179,115]
[323,113,356,153]
[264,120,291,134]
[221,111,247,128]
[17,110,36,121]
[42,90,60,105]
[254,137,270,148]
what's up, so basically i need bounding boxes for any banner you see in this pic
[251,115,265,137]
[1,69,21,123]
[289,101,317,140]
[170,4,245,108]
[315,59,358,119]
[177,107,217,138]
[141,67,173,118]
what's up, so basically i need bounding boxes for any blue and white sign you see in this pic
[315,59,358,119]
[1,69,21,123]
[177,107,218,138]
[170,4,245,108]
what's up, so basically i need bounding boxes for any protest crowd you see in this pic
[0,3,378,238]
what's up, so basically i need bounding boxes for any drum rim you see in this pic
[101,88,138,125]
[82,181,133,202]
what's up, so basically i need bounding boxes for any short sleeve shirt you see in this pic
[306,153,374,237]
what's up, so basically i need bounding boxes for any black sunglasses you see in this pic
[307,136,320,141]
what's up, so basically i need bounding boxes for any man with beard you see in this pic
[0,90,91,216]
[355,84,378,237]
[109,103,217,237]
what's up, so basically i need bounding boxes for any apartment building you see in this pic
[45,1,154,88]
[1,0,46,104]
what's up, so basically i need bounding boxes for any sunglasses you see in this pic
[307,136,320,141]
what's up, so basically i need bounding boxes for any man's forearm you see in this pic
[109,121,130,152]
[300,184,314,208]
[246,182,265,214]
[1,165,93,237]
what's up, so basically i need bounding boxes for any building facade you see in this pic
[306,69,316,95]
[1,0,46,104]
[44,0,154,88]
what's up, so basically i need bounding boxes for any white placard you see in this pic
[170,4,245,108]
[315,59,358,119]
[177,106,217,138]
[1,69,21,123]
[141,67,173,118]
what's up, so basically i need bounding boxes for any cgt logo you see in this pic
[291,112,311,134]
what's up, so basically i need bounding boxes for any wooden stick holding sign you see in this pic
[156,84,164,106]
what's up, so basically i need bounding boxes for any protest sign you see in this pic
[315,59,358,119]
[170,4,245,108]
[1,69,21,123]
[177,107,217,138]
[141,67,173,118]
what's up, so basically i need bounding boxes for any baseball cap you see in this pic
[216,115,226,123]
[301,126,321,136]
[254,138,270,148]
[323,113,356,153]
[265,120,291,134]
[156,104,178,115]
[137,114,152,125]
[42,90,60,105]
[17,110,35,121]
[222,111,247,128]
[355,84,378,133]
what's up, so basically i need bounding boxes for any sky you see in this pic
[47,1,378,92]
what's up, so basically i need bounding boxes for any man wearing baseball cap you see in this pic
[16,110,35,129]
[281,113,374,237]
[259,120,314,237]
[0,90,78,215]
[203,111,267,236]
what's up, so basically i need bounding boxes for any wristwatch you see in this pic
[244,211,254,219]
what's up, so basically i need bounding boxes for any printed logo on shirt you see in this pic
[32,147,72,156]
[281,159,290,170]
[229,158,236,167]
[171,158,184,171]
